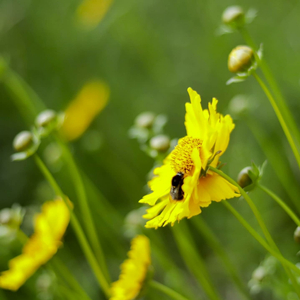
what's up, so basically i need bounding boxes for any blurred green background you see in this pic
[1,0,300,299]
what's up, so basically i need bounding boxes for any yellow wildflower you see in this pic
[76,0,113,29]
[110,235,151,300]
[0,199,70,291]
[139,88,240,229]
[62,80,109,141]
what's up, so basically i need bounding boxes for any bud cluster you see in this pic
[11,109,64,161]
[129,111,174,161]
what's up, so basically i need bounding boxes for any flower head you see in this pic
[0,199,70,291]
[139,88,240,229]
[110,235,151,300]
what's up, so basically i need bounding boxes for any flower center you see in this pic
[170,136,202,174]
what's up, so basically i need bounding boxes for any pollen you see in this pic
[170,136,202,174]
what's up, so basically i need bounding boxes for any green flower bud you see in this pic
[237,166,253,188]
[294,226,300,243]
[228,46,254,73]
[36,109,57,128]
[13,131,34,152]
[150,135,170,152]
[135,112,155,128]
[222,6,245,28]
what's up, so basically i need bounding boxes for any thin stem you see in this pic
[149,280,189,300]
[191,217,252,300]
[34,154,110,298]
[210,167,300,295]
[239,28,300,147]
[258,184,300,227]
[51,257,92,300]
[252,72,300,169]
[246,117,300,213]
[54,134,110,282]
[222,201,300,276]
[172,222,221,300]
[0,61,46,125]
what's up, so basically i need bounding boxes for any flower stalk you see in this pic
[54,133,110,282]
[191,217,252,300]
[210,167,300,296]
[172,222,221,300]
[257,184,300,227]
[238,27,300,148]
[33,154,111,298]
[252,72,300,169]
[149,280,189,300]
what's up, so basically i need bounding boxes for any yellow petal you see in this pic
[199,173,240,203]
[139,164,173,206]
[0,199,70,291]
[62,80,109,141]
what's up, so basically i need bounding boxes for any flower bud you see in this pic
[237,166,252,188]
[13,131,34,152]
[150,135,170,152]
[222,6,245,28]
[36,109,57,128]
[294,226,300,243]
[228,46,254,73]
[135,112,155,128]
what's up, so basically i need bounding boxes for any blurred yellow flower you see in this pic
[140,88,240,229]
[61,80,109,141]
[110,235,151,300]
[0,199,70,291]
[76,0,113,29]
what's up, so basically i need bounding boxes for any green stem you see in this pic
[34,154,110,298]
[149,280,189,300]
[172,222,221,300]
[51,257,92,300]
[221,201,300,275]
[246,117,300,213]
[54,134,110,283]
[258,184,300,227]
[210,167,300,295]
[239,28,300,148]
[0,59,45,125]
[252,72,300,169]
[191,217,252,300]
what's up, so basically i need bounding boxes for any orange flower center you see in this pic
[170,136,202,174]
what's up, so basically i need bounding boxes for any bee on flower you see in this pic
[139,88,240,229]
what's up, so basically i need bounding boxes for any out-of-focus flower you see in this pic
[61,80,109,141]
[0,199,70,291]
[110,235,151,300]
[76,0,113,29]
[139,88,240,229]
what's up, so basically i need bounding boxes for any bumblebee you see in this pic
[170,172,184,200]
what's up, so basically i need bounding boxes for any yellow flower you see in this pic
[76,0,113,29]
[139,88,240,229]
[110,235,151,300]
[61,80,109,141]
[0,199,70,291]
